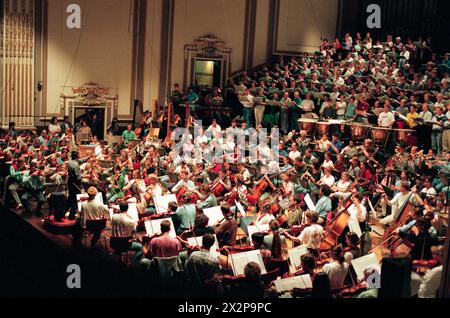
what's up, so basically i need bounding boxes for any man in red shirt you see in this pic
[143,220,181,258]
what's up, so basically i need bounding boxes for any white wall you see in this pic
[46,0,133,116]
[171,0,246,88]
[276,0,338,54]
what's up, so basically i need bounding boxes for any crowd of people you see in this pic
[0,32,449,298]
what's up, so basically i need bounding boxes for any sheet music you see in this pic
[235,201,246,217]
[77,193,104,212]
[203,206,224,227]
[126,203,139,222]
[247,224,270,241]
[274,274,313,293]
[144,218,177,238]
[230,250,267,276]
[153,194,178,214]
[187,235,220,258]
[304,194,316,212]
[351,253,381,281]
[347,214,363,238]
[287,245,309,269]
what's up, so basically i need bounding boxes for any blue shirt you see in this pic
[316,196,332,219]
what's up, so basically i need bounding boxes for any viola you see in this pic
[288,223,311,237]
[412,259,438,269]
[337,283,367,298]
[188,191,200,204]
[276,214,287,227]
[176,185,188,201]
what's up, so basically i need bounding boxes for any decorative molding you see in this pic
[61,82,118,106]
[59,82,118,137]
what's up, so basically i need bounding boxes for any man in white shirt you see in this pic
[171,170,196,194]
[283,211,324,256]
[110,202,143,262]
[420,178,437,198]
[378,103,395,127]
[73,186,110,249]
[206,119,222,136]
[380,182,421,225]
[411,245,444,298]
[288,144,301,161]
[347,193,367,223]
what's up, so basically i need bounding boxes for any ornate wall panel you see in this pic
[1,0,35,128]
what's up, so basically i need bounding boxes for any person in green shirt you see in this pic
[21,163,46,217]
[106,166,127,203]
[344,97,357,120]
[173,194,196,235]
[121,124,136,146]
[8,158,25,208]
[290,91,303,131]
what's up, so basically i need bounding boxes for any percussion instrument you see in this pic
[316,122,330,138]
[348,123,368,141]
[371,126,391,145]
[297,118,318,137]
[395,129,415,144]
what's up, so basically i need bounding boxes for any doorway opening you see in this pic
[194,59,222,89]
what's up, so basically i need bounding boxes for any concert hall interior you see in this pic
[1,0,450,300]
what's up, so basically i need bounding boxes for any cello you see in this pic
[381,192,415,250]
[319,200,352,251]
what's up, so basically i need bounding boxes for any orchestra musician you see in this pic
[283,211,324,257]
[72,186,110,249]
[110,202,143,263]
[21,162,46,217]
[214,204,237,247]
[1,30,449,300]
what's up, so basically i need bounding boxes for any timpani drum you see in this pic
[395,129,415,144]
[316,122,331,138]
[371,127,391,145]
[348,123,368,141]
[298,118,318,136]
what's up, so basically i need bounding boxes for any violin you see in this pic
[288,223,312,237]
[175,185,188,201]
[337,283,367,298]
[218,245,254,256]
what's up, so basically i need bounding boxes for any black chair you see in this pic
[48,192,67,221]
[110,236,133,265]
[82,219,108,249]
[268,259,290,277]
